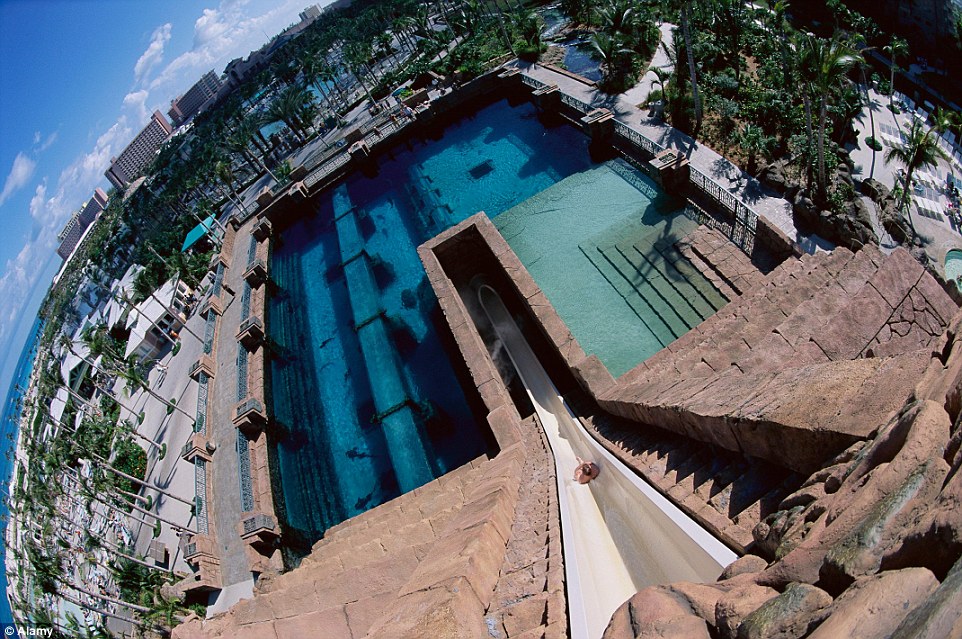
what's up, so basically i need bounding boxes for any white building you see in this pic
[125,279,193,361]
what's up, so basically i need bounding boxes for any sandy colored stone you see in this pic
[273,608,350,639]
[808,568,938,638]
[891,557,962,639]
[720,555,769,581]
[366,576,485,639]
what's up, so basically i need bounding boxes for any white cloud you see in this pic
[123,89,150,123]
[134,23,172,83]
[0,153,37,207]
[38,132,58,152]
[149,0,301,96]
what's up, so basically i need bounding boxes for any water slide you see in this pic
[477,285,737,639]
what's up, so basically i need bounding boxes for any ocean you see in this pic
[0,315,44,623]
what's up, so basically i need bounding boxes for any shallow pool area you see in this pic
[946,249,962,290]
[495,160,728,377]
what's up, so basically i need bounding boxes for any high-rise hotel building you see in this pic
[168,71,223,126]
[104,110,172,190]
[57,188,109,261]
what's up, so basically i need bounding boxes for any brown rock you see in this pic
[273,608,351,639]
[736,582,832,639]
[366,577,484,639]
[720,555,769,581]
[714,583,779,639]
[602,587,710,639]
[808,568,938,638]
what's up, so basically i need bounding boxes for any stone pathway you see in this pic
[204,220,258,603]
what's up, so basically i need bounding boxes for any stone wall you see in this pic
[603,309,962,639]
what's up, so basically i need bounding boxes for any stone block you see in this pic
[914,271,960,325]
[868,248,924,308]
[273,608,350,639]
[345,592,398,638]
[501,595,549,636]
[366,577,485,639]
[233,620,277,639]
[401,520,507,602]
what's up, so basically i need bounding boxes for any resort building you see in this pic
[57,188,110,261]
[104,110,173,190]
[168,71,223,126]
[124,278,193,361]
[299,4,322,23]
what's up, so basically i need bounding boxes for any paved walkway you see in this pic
[622,22,676,107]
[849,86,962,265]
[204,222,256,596]
[505,60,799,243]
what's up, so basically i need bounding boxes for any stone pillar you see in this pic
[532,84,561,113]
[649,149,690,195]
[581,108,615,143]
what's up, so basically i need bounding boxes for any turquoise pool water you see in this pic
[268,99,595,545]
[496,160,728,377]
[946,249,962,290]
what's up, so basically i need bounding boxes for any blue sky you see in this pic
[0,0,312,400]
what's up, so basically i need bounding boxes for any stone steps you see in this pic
[621,245,886,386]
[582,411,799,552]
[620,254,811,384]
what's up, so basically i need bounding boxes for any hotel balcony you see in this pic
[243,257,267,287]
[181,432,213,463]
[236,315,265,349]
[233,397,267,434]
[188,354,216,381]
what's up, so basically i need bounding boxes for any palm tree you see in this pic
[737,123,774,175]
[670,0,703,135]
[883,36,908,111]
[119,359,195,423]
[265,85,315,142]
[885,120,948,230]
[591,32,632,87]
[215,160,251,218]
[799,35,861,203]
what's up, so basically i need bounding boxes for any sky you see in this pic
[0,0,314,402]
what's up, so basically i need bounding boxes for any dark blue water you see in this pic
[268,99,593,545]
[563,40,604,82]
[0,316,43,622]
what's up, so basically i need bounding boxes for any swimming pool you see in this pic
[268,98,595,545]
[268,97,725,546]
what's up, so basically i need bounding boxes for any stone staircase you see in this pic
[174,422,564,639]
[583,408,801,552]
[599,245,958,473]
